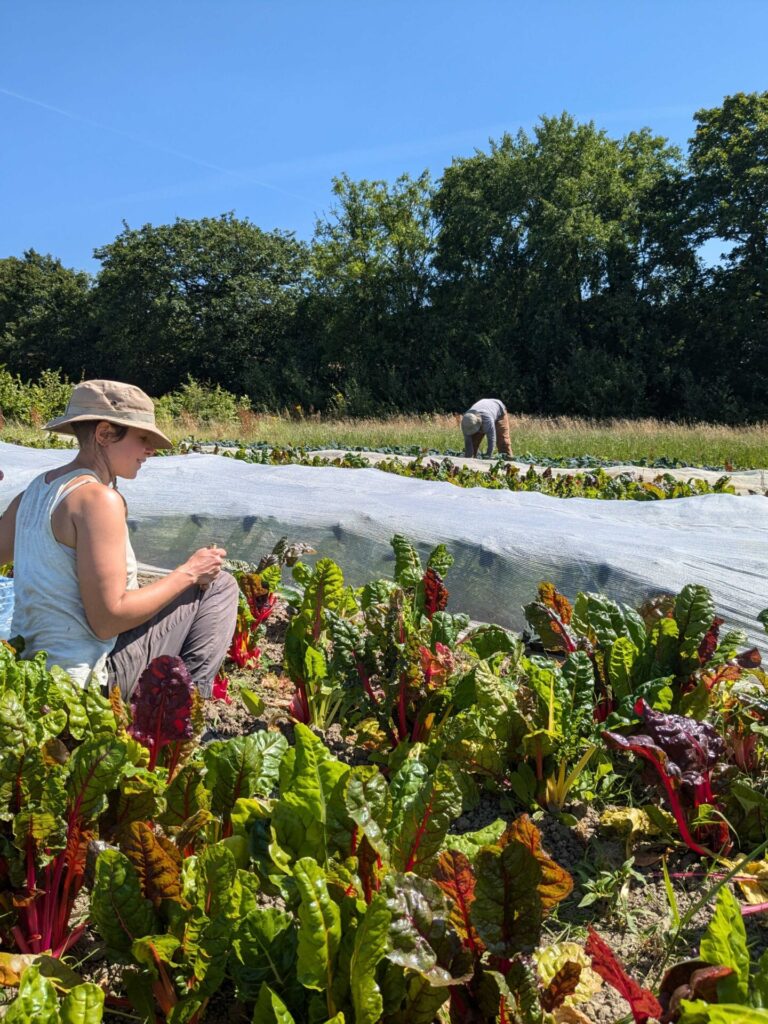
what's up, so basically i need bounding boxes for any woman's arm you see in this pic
[0,493,22,565]
[73,486,225,640]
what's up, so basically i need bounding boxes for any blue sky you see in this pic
[2,1,766,273]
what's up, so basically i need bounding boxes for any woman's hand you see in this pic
[177,546,227,587]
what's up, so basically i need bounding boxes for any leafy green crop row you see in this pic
[0,537,767,1023]
[211,446,744,500]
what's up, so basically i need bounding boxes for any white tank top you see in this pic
[11,468,138,689]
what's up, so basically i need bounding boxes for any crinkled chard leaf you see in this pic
[231,908,300,1006]
[122,821,182,907]
[434,848,484,955]
[384,873,468,987]
[3,965,60,1024]
[204,731,288,825]
[390,762,462,875]
[128,655,194,756]
[91,849,157,953]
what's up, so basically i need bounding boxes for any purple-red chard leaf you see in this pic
[128,656,194,769]
[422,567,449,620]
[659,959,735,1021]
[698,617,724,664]
[632,700,724,792]
[603,699,729,855]
[585,927,662,1023]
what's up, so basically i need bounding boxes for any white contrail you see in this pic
[0,86,313,204]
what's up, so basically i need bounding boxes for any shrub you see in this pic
[0,366,71,425]
[154,375,249,424]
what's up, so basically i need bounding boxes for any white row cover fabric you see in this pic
[1,442,766,649]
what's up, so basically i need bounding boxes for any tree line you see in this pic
[1,92,766,423]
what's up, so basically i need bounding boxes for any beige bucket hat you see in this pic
[44,380,172,449]
[461,411,482,435]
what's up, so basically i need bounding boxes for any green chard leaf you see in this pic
[751,948,768,1009]
[677,1004,768,1023]
[349,896,391,1024]
[204,731,288,822]
[158,762,211,829]
[183,843,239,920]
[699,886,749,1001]
[302,558,347,616]
[391,535,423,587]
[461,624,522,663]
[231,908,299,1005]
[91,849,157,953]
[252,984,296,1024]
[473,841,542,957]
[66,737,128,822]
[4,965,61,1024]
[390,762,462,875]
[426,543,454,578]
[675,584,717,671]
[59,983,106,1024]
[431,610,471,649]
[271,723,348,866]
[342,765,392,859]
[293,857,341,993]
[606,636,638,698]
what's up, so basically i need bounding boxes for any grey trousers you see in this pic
[106,571,239,700]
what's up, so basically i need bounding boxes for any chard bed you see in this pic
[1,535,767,1024]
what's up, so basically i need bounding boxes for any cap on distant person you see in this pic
[461,412,482,435]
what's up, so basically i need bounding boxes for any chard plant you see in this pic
[125,656,200,775]
[91,839,253,1024]
[524,581,762,724]
[659,885,768,1022]
[325,535,470,749]
[603,699,731,857]
[0,647,132,958]
[223,537,316,682]
[282,556,359,726]
[0,965,105,1024]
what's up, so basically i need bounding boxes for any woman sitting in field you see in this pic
[0,379,238,699]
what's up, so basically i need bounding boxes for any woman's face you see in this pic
[104,425,157,479]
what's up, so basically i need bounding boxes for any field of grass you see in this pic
[3,412,768,468]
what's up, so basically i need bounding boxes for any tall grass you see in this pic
[2,412,767,468]
[162,410,768,468]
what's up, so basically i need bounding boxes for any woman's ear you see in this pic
[94,421,116,447]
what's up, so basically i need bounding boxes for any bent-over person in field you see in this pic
[0,379,238,700]
[461,398,512,458]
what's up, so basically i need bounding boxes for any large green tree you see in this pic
[310,173,437,411]
[431,115,697,417]
[0,251,92,380]
[684,92,768,419]
[89,214,308,399]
